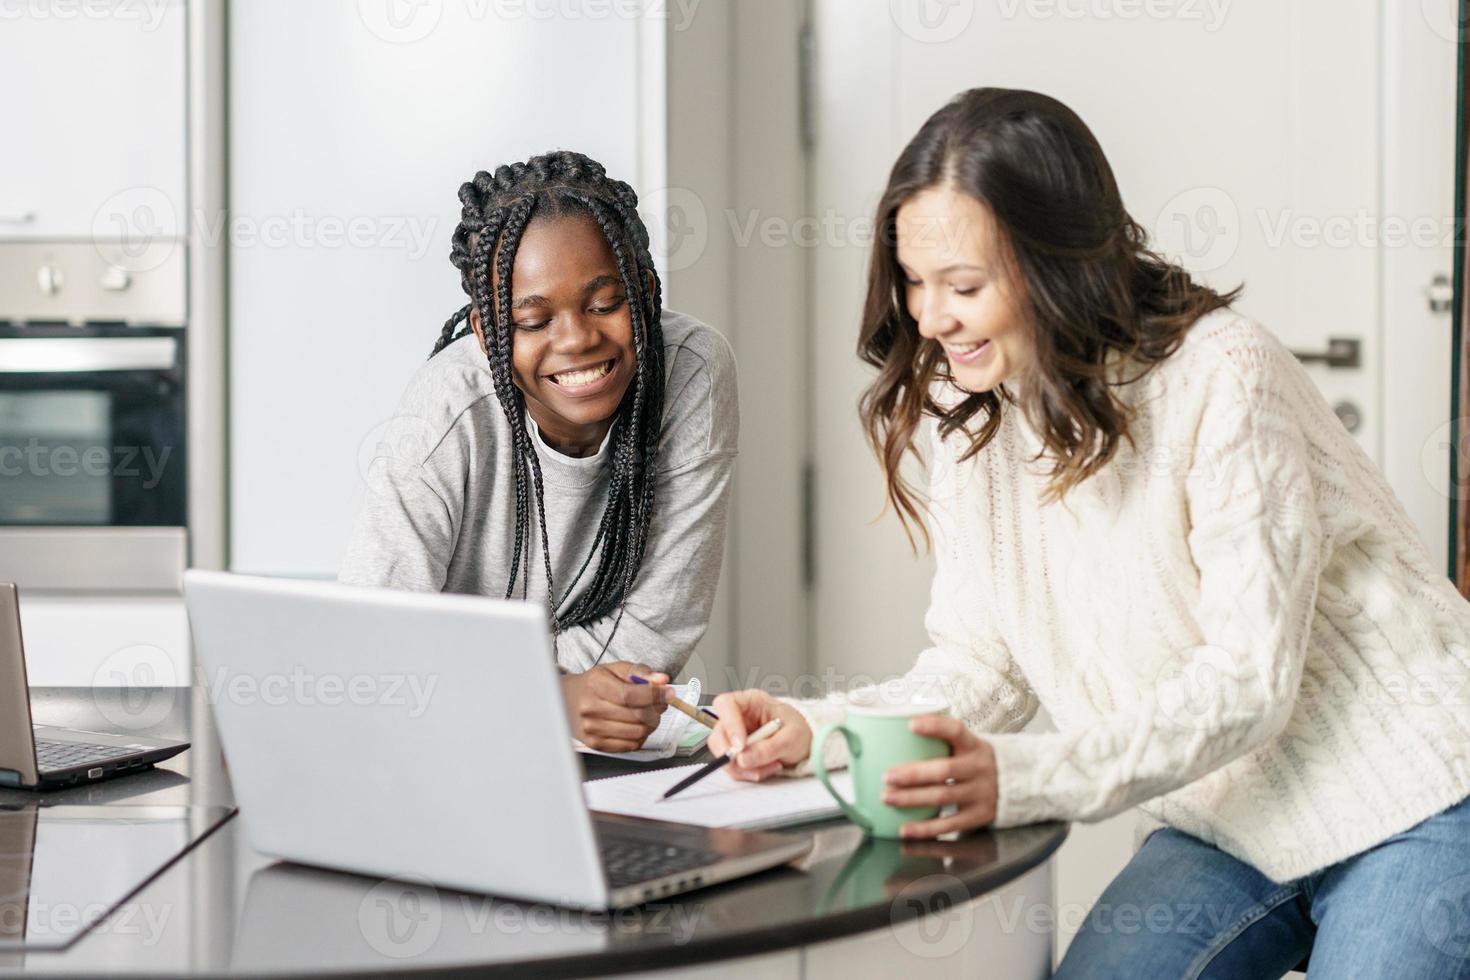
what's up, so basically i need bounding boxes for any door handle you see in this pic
[1288,337,1360,369]
[0,211,35,224]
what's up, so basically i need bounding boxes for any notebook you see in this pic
[583,764,853,831]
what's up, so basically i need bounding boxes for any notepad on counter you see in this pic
[584,764,853,831]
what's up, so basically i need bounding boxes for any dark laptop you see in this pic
[0,583,189,790]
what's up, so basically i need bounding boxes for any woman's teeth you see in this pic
[946,340,990,356]
[550,359,613,387]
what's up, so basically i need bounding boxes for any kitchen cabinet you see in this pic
[0,1,187,242]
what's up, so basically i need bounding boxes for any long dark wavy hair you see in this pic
[433,150,665,653]
[859,88,1240,542]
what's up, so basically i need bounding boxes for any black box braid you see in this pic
[432,151,667,665]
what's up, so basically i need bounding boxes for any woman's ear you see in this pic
[469,306,488,355]
[643,269,657,315]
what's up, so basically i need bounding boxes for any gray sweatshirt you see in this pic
[339,309,738,675]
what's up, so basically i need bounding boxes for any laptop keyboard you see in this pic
[33,737,131,772]
[600,838,720,890]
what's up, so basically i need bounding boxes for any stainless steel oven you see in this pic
[0,243,187,592]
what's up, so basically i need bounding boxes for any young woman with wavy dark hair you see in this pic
[341,150,738,753]
[709,89,1470,976]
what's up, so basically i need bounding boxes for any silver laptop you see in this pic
[0,583,189,790]
[184,571,810,910]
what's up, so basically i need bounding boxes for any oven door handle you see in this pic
[0,337,178,373]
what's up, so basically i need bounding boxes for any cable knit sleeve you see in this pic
[783,419,1040,776]
[985,343,1323,827]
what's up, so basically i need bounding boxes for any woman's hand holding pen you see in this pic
[562,661,671,752]
[707,690,812,781]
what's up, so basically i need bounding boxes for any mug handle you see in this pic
[812,722,872,833]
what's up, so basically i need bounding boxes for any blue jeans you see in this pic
[1054,795,1470,979]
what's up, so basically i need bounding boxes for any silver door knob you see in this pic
[1334,401,1363,434]
[36,264,62,295]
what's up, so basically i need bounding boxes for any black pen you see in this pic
[660,718,784,801]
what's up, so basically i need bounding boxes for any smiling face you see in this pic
[471,214,640,457]
[895,185,1034,393]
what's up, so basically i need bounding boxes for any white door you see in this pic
[808,0,1456,959]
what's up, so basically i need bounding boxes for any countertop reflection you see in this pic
[0,690,1066,977]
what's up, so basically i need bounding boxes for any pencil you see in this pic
[629,674,719,729]
[660,718,784,801]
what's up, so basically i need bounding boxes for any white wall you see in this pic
[228,0,663,577]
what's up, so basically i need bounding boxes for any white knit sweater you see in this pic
[792,309,1470,883]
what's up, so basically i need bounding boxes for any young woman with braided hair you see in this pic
[341,150,738,753]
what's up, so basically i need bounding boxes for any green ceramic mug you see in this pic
[811,698,951,839]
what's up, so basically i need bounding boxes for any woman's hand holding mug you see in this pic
[881,714,998,838]
[708,688,998,839]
